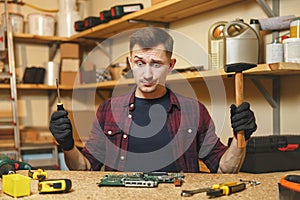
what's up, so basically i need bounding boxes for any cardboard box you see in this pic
[60,72,80,85]
[60,43,80,59]
[61,58,80,72]
[20,127,55,145]
[151,0,166,5]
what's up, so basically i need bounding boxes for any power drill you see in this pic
[0,154,32,177]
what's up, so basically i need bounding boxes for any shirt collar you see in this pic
[122,86,181,112]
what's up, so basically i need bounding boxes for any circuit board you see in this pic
[98,172,184,187]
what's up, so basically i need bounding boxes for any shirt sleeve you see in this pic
[197,103,227,173]
[81,104,106,171]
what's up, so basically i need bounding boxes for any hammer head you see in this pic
[224,63,257,73]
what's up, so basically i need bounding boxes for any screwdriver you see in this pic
[56,78,64,111]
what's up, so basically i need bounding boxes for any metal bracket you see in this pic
[48,42,60,61]
[256,0,280,42]
[248,75,280,135]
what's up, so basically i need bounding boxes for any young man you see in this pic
[50,27,257,173]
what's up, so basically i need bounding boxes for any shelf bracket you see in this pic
[248,75,280,135]
[48,42,60,61]
[256,0,280,42]
[128,19,169,28]
[96,88,112,101]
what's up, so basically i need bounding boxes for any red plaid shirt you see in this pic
[81,87,227,173]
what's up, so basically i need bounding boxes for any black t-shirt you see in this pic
[124,90,177,172]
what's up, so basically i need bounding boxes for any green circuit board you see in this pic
[98,172,184,187]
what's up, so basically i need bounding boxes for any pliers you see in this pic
[181,182,246,197]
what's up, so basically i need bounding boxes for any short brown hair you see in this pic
[129,27,174,58]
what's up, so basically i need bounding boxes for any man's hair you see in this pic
[129,27,174,58]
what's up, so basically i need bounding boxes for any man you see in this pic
[50,27,257,173]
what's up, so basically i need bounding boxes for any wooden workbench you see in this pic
[0,170,299,199]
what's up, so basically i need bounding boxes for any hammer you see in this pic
[225,63,256,148]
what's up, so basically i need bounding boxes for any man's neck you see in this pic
[135,86,167,99]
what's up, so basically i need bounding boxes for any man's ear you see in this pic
[127,56,133,69]
[168,58,176,72]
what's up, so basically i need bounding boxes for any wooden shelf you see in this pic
[1,62,300,91]
[70,0,245,40]
[11,0,245,44]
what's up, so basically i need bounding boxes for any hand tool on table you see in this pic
[181,182,246,197]
[56,78,64,111]
[28,168,48,181]
[38,179,72,193]
[224,63,257,148]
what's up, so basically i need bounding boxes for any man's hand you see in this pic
[49,110,74,151]
[230,102,257,140]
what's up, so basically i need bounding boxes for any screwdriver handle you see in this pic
[57,102,64,111]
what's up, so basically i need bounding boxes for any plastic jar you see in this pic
[290,17,300,38]
[27,13,55,36]
[1,12,24,33]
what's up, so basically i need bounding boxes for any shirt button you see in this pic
[128,114,132,119]
[187,128,193,134]
[123,134,128,139]
[120,156,125,160]
[108,130,112,135]
[130,103,134,108]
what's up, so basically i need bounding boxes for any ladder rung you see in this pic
[0,121,15,129]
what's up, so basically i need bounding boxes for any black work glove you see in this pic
[49,110,74,151]
[230,102,257,141]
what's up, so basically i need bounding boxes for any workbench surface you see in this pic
[1,170,299,199]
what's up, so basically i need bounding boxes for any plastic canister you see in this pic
[208,21,227,70]
[266,41,283,64]
[224,19,259,65]
[1,12,24,33]
[283,38,300,63]
[27,13,55,36]
[290,17,300,38]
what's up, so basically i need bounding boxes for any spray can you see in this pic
[208,21,227,70]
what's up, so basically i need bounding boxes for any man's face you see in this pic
[129,44,176,98]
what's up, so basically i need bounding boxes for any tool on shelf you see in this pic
[224,63,257,148]
[56,78,64,111]
[181,181,246,197]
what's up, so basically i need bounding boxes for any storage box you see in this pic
[60,72,80,85]
[60,43,80,59]
[233,135,300,173]
[2,174,31,198]
[20,127,55,144]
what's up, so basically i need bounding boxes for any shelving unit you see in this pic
[0,0,297,158]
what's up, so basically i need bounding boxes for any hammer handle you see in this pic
[235,72,246,148]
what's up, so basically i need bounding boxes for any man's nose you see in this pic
[143,64,153,80]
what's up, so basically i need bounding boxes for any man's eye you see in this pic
[136,61,144,67]
[152,63,161,68]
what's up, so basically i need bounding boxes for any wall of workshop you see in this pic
[86,0,300,143]
[2,0,299,145]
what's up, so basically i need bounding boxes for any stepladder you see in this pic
[0,3,21,160]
